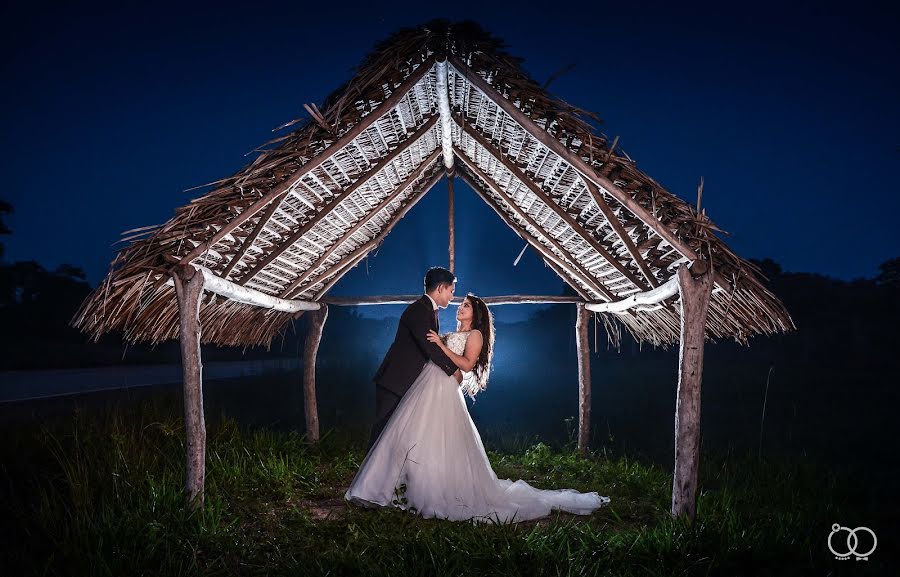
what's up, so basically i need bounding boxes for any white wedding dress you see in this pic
[345,330,611,523]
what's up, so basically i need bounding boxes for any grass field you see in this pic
[0,393,890,576]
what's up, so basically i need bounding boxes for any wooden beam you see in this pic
[448,172,455,273]
[320,294,586,306]
[238,115,440,286]
[455,117,650,292]
[576,303,592,455]
[303,305,328,443]
[179,58,435,266]
[171,264,206,509]
[454,147,617,301]
[435,60,455,170]
[168,265,321,312]
[582,179,660,288]
[586,275,678,314]
[278,148,442,298]
[671,262,714,521]
[219,198,282,280]
[449,57,700,266]
[294,166,445,300]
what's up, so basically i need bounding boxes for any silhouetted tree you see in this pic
[54,264,87,281]
[748,257,783,281]
[875,257,900,288]
[0,260,47,306]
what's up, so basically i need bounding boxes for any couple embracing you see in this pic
[345,267,610,523]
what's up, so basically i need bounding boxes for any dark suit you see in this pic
[368,295,457,450]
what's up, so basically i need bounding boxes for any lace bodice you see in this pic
[442,331,480,396]
[442,330,473,355]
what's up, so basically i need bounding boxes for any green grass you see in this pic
[0,397,885,576]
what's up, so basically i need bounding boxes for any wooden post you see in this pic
[671,262,713,520]
[448,172,455,274]
[171,264,206,509]
[303,304,328,443]
[576,303,591,454]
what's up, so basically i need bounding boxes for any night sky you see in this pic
[2,1,898,323]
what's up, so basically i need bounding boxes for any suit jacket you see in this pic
[373,295,458,396]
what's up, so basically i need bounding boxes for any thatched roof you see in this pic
[72,20,794,348]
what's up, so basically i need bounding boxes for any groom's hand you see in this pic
[453,369,463,384]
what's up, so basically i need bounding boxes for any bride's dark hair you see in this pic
[457,294,494,398]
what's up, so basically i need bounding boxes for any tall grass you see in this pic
[0,395,885,576]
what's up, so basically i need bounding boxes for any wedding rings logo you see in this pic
[827,524,877,561]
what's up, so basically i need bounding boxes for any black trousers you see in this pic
[368,385,403,452]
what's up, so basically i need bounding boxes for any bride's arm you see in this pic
[426,330,483,372]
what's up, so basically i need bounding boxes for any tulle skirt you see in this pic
[345,361,610,523]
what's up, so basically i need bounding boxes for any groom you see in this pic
[368,267,462,451]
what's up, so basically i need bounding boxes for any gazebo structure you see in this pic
[73,21,793,521]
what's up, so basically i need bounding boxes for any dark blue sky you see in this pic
[2,1,898,322]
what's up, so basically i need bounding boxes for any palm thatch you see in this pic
[72,20,794,348]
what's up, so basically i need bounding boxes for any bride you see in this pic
[345,294,610,523]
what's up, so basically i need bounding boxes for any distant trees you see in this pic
[0,259,91,323]
[748,258,782,281]
[0,202,96,368]
[875,257,900,288]
[751,256,900,290]
[0,200,90,310]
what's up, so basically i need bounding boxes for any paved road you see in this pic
[0,358,300,402]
